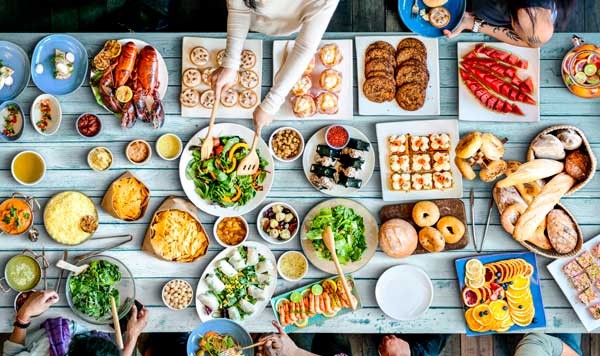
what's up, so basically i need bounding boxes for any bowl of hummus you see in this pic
[87,147,113,172]
[126,140,152,165]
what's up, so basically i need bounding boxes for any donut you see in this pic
[412,201,440,227]
[190,46,209,66]
[500,203,527,234]
[456,131,483,159]
[436,216,465,244]
[418,227,445,253]
[182,68,202,88]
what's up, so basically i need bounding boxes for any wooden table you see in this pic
[0,32,598,333]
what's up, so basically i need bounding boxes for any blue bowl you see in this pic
[31,34,88,96]
[398,0,466,38]
[0,41,30,103]
[0,101,25,141]
[186,319,254,356]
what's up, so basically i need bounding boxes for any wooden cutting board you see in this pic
[379,199,469,254]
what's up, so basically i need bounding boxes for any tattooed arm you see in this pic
[478,23,528,47]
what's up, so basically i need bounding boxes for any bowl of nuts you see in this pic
[257,202,299,244]
[162,279,193,311]
[269,127,304,162]
[213,216,249,248]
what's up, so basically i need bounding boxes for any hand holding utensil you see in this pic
[322,226,357,310]
[220,340,266,356]
[200,100,220,160]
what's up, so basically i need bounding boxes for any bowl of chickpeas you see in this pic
[213,216,249,248]
[162,279,193,310]
[256,202,299,245]
[269,127,304,162]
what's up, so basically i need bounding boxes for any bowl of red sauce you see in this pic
[325,125,349,149]
[76,113,102,138]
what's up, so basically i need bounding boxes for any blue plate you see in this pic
[31,34,88,96]
[0,101,25,141]
[398,0,466,38]
[455,252,546,336]
[186,319,254,356]
[0,41,30,102]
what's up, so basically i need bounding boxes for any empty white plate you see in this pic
[376,264,433,320]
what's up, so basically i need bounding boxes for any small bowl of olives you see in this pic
[256,202,299,245]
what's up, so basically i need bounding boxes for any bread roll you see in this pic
[379,218,418,258]
[496,159,564,188]
[547,209,578,253]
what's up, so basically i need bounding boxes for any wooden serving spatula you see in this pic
[200,100,219,160]
[322,225,357,310]
[236,125,262,176]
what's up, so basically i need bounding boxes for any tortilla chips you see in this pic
[112,176,150,221]
[149,209,209,262]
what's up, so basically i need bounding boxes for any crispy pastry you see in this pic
[292,94,317,117]
[182,68,202,87]
[180,88,200,107]
[190,46,209,66]
[547,209,578,253]
[238,89,258,109]
[291,75,312,96]
[316,92,339,115]
[319,69,343,92]
[319,43,343,67]
[496,159,565,188]
[565,150,591,181]
[436,216,465,243]
[505,161,543,204]
[455,131,482,159]
[531,134,566,160]
[418,226,445,252]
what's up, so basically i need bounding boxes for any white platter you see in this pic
[375,119,463,201]
[178,123,274,217]
[195,241,277,323]
[547,234,600,332]
[355,35,440,116]
[457,42,540,122]
[272,39,353,120]
[181,37,263,119]
[376,264,433,320]
[302,125,375,196]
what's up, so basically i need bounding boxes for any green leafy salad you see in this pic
[186,136,268,207]
[306,206,367,265]
[68,260,121,319]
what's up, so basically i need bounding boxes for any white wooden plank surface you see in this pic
[0,32,598,333]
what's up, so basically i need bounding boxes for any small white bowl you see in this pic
[30,93,62,136]
[75,113,102,138]
[126,139,152,165]
[277,251,308,282]
[87,147,113,172]
[213,216,249,248]
[155,133,183,161]
[269,126,304,163]
[256,202,299,245]
[11,150,46,186]
[161,279,194,311]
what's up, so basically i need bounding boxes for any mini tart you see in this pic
[220,88,239,107]
[190,46,209,66]
[319,69,343,92]
[291,75,312,96]
[216,49,226,66]
[241,49,257,69]
[199,89,216,109]
[428,7,451,28]
[182,68,202,87]
[180,88,200,107]
[201,67,217,86]
[316,92,339,115]
[304,56,316,75]
[239,89,258,109]
[239,69,259,89]
[292,94,317,118]
[319,43,343,67]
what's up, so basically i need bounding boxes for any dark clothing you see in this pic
[472,0,557,26]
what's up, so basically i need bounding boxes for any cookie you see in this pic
[366,70,395,80]
[216,49,226,67]
[199,89,216,109]
[238,89,258,109]
[180,88,200,107]
[396,83,426,111]
[366,48,396,66]
[182,68,202,88]
[396,46,427,66]
[241,49,256,69]
[363,76,396,103]
[397,38,427,55]
[220,88,239,107]
[365,59,395,77]
[395,64,430,88]
[201,67,216,86]
[367,41,396,56]
[239,69,259,89]
[190,46,209,66]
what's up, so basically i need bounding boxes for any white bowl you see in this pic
[256,202,299,245]
[11,150,46,186]
[213,216,249,248]
[161,279,193,311]
[269,126,304,163]
[75,113,102,138]
[30,93,62,136]
[126,139,152,165]
[87,147,113,172]
[155,133,183,161]
[277,251,308,282]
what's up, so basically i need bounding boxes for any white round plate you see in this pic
[195,241,277,323]
[179,123,274,217]
[376,264,433,320]
[302,125,375,196]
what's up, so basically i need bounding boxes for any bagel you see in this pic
[480,133,505,161]
[456,131,482,159]
[501,203,527,235]
[418,227,445,252]
[455,157,476,180]
[525,217,552,250]
[436,216,465,244]
[412,201,440,227]
[480,159,507,182]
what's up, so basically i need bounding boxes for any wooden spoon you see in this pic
[200,100,219,160]
[110,296,124,350]
[322,226,357,310]
[236,125,262,176]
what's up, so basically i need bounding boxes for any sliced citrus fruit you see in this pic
[294,318,309,328]
[510,276,530,290]
[466,259,484,274]
[490,300,510,321]
[103,40,122,59]
[311,284,323,296]
[462,287,481,307]
[322,279,337,293]
[290,291,302,303]
[575,71,588,84]
[322,310,338,318]
[116,85,133,103]
[472,304,493,326]
[93,52,111,71]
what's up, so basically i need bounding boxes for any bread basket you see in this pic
[526,125,596,196]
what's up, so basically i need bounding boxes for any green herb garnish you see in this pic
[68,260,121,319]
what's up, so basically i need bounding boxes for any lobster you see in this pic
[98,61,122,113]
[114,41,137,87]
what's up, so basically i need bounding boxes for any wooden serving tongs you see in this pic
[322,226,358,310]
[200,98,220,160]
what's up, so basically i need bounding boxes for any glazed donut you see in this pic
[500,203,527,235]
[436,216,465,244]
[412,201,440,227]
[456,131,483,159]
[418,227,445,252]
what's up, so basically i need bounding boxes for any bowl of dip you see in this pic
[156,133,182,160]
[87,147,113,172]
[277,251,308,282]
[76,113,102,138]
[126,139,152,165]
[11,150,46,186]
[2,254,41,292]
[213,216,248,248]
[325,125,349,149]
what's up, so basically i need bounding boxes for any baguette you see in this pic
[496,159,564,188]
[513,173,576,242]
[493,185,527,213]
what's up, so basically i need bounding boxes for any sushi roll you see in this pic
[338,155,364,169]
[197,292,220,311]
[205,274,226,293]
[256,260,274,274]
[337,172,362,188]
[338,166,359,178]
[316,144,340,158]
[248,285,267,300]
[310,164,336,190]
[239,299,256,314]
[228,306,242,321]
[314,154,336,167]
[311,164,336,178]
[217,260,238,277]
[246,247,259,266]
[341,146,365,159]
[229,255,247,270]
[346,138,370,151]
[257,273,272,285]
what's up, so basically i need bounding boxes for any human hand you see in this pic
[253,106,274,132]
[17,290,59,321]
[443,12,476,39]
[256,321,299,356]
[211,66,238,102]
[379,335,411,356]
[125,304,149,340]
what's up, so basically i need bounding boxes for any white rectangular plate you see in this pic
[376,119,463,201]
[180,37,263,119]
[457,42,540,122]
[355,35,440,116]
[547,234,600,332]
[272,39,353,120]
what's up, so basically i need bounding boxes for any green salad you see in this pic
[186,136,268,207]
[68,260,121,319]
[306,206,367,265]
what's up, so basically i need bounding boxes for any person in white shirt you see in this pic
[212,0,340,130]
